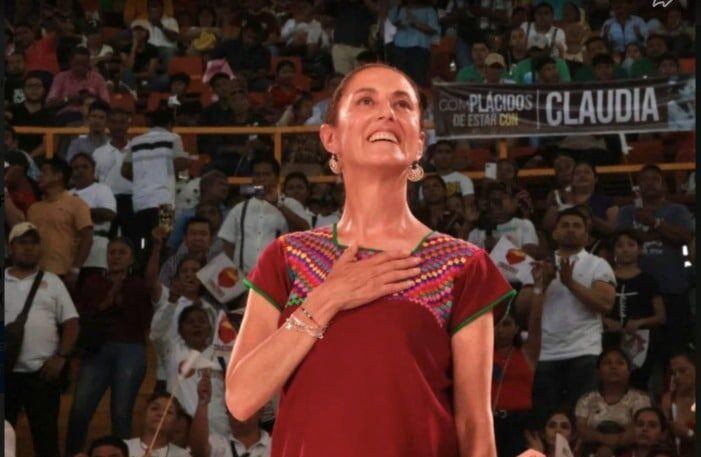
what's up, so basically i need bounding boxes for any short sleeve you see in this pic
[592,257,616,286]
[449,249,515,335]
[217,203,241,244]
[521,219,539,246]
[244,238,290,312]
[97,186,117,212]
[459,175,475,196]
[574,392,593,420]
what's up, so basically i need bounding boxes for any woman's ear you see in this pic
[319,123,337,156]
[416,131,426,162]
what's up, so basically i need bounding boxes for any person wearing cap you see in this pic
[120,22,161,90]
[28,157,94,287]
[484,53,514,84]
[130,0,179,70]
[5,222,80,457]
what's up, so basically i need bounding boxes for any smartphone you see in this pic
[242,185,266,198]
[485,162,497,180]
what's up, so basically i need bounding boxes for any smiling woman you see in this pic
[226,64,515,457]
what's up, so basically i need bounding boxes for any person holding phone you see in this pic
[226,64,515,457]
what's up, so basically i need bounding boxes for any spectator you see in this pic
[282,172,311,209]
[615,165,693,359]
[544,153,575,210]
[4,126,40,181]
[505,27,529,72]
[524,409,579,457]
[69,152,117,279]
[161,72,202,126]
[304,72,343,125]
[86,27,114,79]
[6,72,53,159]
[511,46,571,84]
[592,53,616,82]
[469,182,540,258]
[182,6,222,57]
[81,435,130,457]
[167,170,230,254]
[120,23,161,91]
[619,408,669,457]
[28,157,94,285]
[130,0,180,69]
[123,0,174,23]
[325,0,378,74]
[218,156,309,274]
[629,34,670,78]
[120,109,191,264]
[12,21,60,74]
[603,230,666,391]
[544,161,619,236]
[456,39,490,82]
[160,217,214,288]
[93,108,134,240]
[494,159,534,220]
[557,2,590,63]
[520,3,567,59]
[575,347,651,456]
[190,373,271,457]
[279,0,330,57]
[421,140,476,209]
[124,393,191,457]
[657,53,680,78]
[534,56,560,84]
[660,348,695,457]
[518,208,616,419]
[5,155,39,219]
[620,42,644,75]
[212,22,272,92]
[415,175,468,239]
[484,53,512,84]
[602,0,648,57]
[387,0,439,87]
[66,99,111,162]
[492,270,545,457]
[5,222,80,457]
[572,36,613,81]
[648,5,694,58]
[45,46,110,125]
[65,238,153,455]
[267,60,303,111]
[5,51,27,105]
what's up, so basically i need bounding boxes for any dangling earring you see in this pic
[329,153,342,175]
[407,161,424,182]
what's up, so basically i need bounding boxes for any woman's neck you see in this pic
[141,430,168,450]
[338,170,423,248]
[615,264,640,277]
[602,383,628,401]
[494,342,514,355]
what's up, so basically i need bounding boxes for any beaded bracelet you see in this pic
[299,305,326,329]
[284,315,325,339]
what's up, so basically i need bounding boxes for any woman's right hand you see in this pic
[313,243,422,318]
[523,429,545,452]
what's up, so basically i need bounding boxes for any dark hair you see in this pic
[533,2,554,14]
[433,140,455,152]
[647,33,667,44]
[613,229,641,247]
[574,160,597,178]
[110,107,133,118]
[283,172,310,191]
[42,157,72,187]
[657,53,679,68]
[596,346,632,371]
[292,91,313,112]
[108,237,136,257]
[250,156,281,177]
[195,200,222,218]
[585,36,607,48]
[639,164,663,178]
[645,446,679,457]
[89,99,111,115]
[70,46,91,59]
[242,20,263,37]
[209,72,231,87]
[184,216,212,234]
[670,346,695,366]
[146,391,182,413]
[275,59,296,75]
[534,56,556,72]
[555,207,588,226]
[199,169,228,193]
[485,181,508,198]
[592,53,615,67]
[170,72,191,86]
[87,436,129,457]
[633,407,668,432]
[356,50,378,63]
[150,108,174,127]
[177,304,211,332]
[24,71,45,86]
[175,254,204,276]
[421,174,448,193]
[70,152,97,168]
[324,63,423,126]
[471,38,491,50]
[539,408,577,438]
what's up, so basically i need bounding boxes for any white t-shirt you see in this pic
[124,438,191,457]
[520,22,567,58]
[218,198,292,273]
[209,430,272,457]
[71,182,117,268]
[94,142,133,196]
[418,171,475,200]
[540,249,616,361]
[4,270,79,372]
[131,17,180,48]
[468,217,538,249]
[124,127,189,212]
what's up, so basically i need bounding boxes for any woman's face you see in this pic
[614,234,640,265]
[634,411,664,447]
[572,164,595,190]
[284,177,310,205]
[320,67,424,177]
[669,355,695,390]
[544,413,573,447]
[598,351,631,387]
[626,44,643,60]
[145,397,178,434]
[494,314,518,346]
[179,309,213,348]
[107,241,134,273]
[422,178,446,204]
[176,259,202,294]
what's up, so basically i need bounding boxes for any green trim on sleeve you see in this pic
[243,279,282,312]
[451,289,517,336]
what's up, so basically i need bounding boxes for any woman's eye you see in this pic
[359,97,373,105]
[396,100,412,109]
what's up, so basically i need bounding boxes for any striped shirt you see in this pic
[123,127,189,212]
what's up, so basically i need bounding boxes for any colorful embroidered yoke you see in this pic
[245,226,515,457]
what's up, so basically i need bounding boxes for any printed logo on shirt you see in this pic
[218,317,237,345]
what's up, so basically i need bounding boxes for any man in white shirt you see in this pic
[469,182,539,257]
[70,152,117,275]
[121,109,190,263]
[93,107,134,240]
[514,208,616,421]
[421,140,475,210]
[218,157,309,274]
[5,222,80,457]
[520,2,566,58]
[190,373,271,457]
[131,0,179,68]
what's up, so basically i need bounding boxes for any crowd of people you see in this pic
[3,1,696,457]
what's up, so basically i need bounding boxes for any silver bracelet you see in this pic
[299,305,326,329]
[284,315,325,339]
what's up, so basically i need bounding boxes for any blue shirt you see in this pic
[388,6,439,49]
[601,15,648,54]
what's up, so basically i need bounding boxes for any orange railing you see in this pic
[14,126,695,185]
